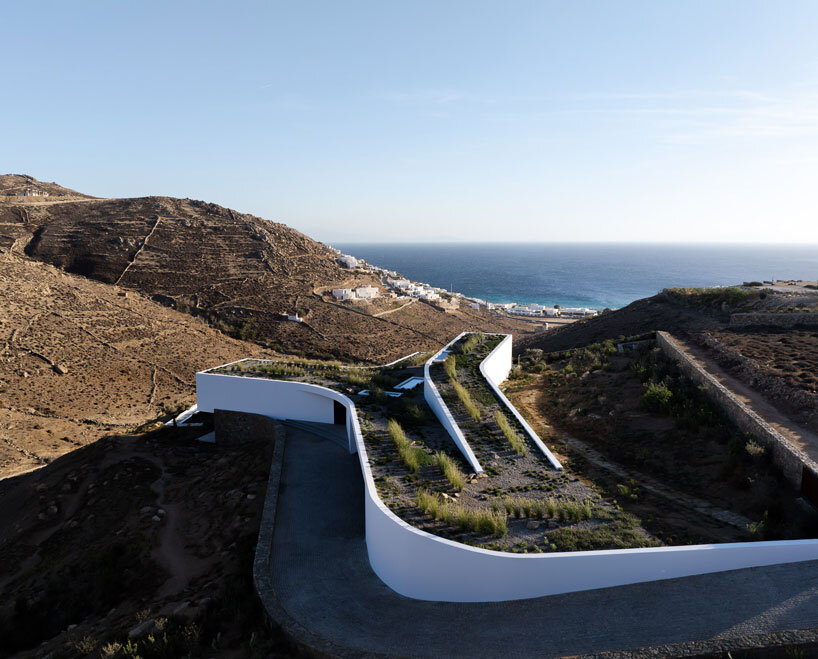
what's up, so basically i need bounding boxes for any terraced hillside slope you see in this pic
[0,175,541,362]
[517,286,818,355]
[0,251,277,480]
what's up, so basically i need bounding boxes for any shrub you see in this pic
[435,452,466,490]
[495,411,527,456]
[641,381,673,413]
[344,369,371,386]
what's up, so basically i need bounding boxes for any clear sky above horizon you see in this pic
[3,1,818,244]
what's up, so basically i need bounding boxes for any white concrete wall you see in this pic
[479,335,563,470]
[198,353,818,603]
[196,372,356,452]
[423,333,484,473]
[480,333,512,385]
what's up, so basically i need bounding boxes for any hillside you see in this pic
[0,174,94,200]
[517,285,818,356]
[0,176,541,362]
[0,251,277,480]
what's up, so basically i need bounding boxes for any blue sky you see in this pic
[3,1,818,243]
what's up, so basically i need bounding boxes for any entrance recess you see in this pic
[333,400,346,425]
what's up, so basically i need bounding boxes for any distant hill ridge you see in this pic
[0,175,538,362]
[0,174,94,199]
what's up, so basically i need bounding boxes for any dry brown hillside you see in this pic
[0,176,541,362]
[0,174,94,200]
[0,251,277,480]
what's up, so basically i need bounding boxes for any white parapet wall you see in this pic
[196,368,358,453]
[479,334,563,470]
[423,332,484,473]
[197,351,818,603]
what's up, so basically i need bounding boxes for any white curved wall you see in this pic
[197,356,818,603]
[196,371,358,453]
[423,333,484,473]
[479,334,563,470]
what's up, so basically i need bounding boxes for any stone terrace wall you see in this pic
[656,332,818,497]
[731,312,818,328]
[214,409,277,445]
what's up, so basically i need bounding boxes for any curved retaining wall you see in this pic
[423,332,484,473]
[198,353,818,603]
[479,334,563,470]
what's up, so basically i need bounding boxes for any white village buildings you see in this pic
[332,285,381,301]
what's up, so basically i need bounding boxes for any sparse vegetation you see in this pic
[498,495,592,522]
[435,451,466,490]
[668,286,756,307]
[459,332,485,355]
[444,354,457,380]
[417,490,507,537]
[451,380,482,422]
[495,410,527,456]
[388,419,432,472]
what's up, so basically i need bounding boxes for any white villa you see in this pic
[332,285,380,301]
[355,285,379,299]
[338,254,360,269]
[17,188,49,197]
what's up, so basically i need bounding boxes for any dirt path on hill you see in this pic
[674,337,818,465]
[373,298,416,317]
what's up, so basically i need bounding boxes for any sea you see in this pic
[333,243,818,310]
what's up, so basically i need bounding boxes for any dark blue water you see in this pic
[334,243,818,310]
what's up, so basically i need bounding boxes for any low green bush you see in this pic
[641,381,673,413]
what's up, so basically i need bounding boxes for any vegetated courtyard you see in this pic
[214,334,656,553]
[507,338,818,547]
[212,330,818,554]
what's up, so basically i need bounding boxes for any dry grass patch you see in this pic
[495,410,527,456]
[417,490,507,537]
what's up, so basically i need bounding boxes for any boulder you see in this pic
[128,619,156,640]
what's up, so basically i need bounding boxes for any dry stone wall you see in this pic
[214,409,277,445]
[656,332,818,497]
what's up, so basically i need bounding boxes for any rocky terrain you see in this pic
[516,285,818,356]
[0,424,288,658]
[0,174,94,201]
[0,251,277,480]
[0,175,541,363]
